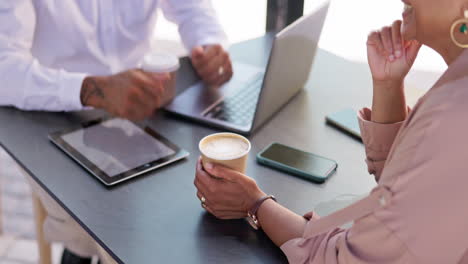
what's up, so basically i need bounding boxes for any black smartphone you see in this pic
[326,108,362,140]
[257,143,337,183]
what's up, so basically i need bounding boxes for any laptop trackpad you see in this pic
[165,81,230,115]
[165,62,263,116]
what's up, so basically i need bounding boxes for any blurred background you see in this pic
[153,0,446,73]
[1,0,445,263]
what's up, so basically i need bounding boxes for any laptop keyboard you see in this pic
[204,74,263,127]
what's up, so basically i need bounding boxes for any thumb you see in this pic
[405,40,422,65]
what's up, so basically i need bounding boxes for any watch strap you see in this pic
[247,195,277,230]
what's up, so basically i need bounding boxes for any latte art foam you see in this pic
[201,136,249,160]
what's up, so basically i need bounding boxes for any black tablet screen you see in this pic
[61,119,175,177]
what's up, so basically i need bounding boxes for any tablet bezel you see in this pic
[49,118,189,186]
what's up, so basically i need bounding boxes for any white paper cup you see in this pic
[140,53,180,106]
[199,133,251,174]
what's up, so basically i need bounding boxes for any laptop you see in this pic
[165,1,330,135]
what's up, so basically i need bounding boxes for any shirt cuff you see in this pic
[358,108,406,177]
[198,36,229,49]
[280,237,311,264]
[279,211,325,264]
[358,107,405,158]
[58,71,88,111]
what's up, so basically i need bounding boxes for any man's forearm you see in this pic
[257,199,308,247]
[371,80,408,124]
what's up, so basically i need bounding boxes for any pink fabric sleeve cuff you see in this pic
[358,108,406,179]
[280,211,345,263]
[280,211,320,263]
[280,237,310,263]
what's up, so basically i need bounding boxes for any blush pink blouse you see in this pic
[280,51,468,264]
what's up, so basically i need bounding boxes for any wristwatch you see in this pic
[247,195,277,230]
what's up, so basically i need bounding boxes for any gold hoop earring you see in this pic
[451,10,468,48]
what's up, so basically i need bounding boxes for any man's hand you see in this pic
[191,44,233,87]
[80,69,168,121]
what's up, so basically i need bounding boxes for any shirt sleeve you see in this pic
[0,0,87,112]
[280,211,410,263]
[357,107,406,181]
[160,0,229,51]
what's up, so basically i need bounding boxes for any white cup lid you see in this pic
[140,53,180,73]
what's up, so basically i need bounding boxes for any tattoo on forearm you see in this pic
[81,77,105,105]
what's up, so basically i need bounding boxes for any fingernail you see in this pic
[389,55,395,61]
[395,50,402,58]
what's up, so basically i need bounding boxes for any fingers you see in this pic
[406,40,422,64]
[194,159,215,195]
[391,20,403,58]
[197,189,246,220]
[197,52,225,79]
[203,160,244,182]
[132,70,165,100]
[191,46,204,60]
[191,45,221,69]
[203,44,222,61]
[367,31,385,55]
[126,88,155,120]
[194,165,242,212]
[202,204,246,220]
[191,45,233,86]
[194,157,260,219]
[121,70,168,120]
[368,22,406,62]
[204,55,233,86]
[380,26,394,61]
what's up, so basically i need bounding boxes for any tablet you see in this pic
[49,118,189,186]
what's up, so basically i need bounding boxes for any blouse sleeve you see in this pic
[358,108,406,181]
[280,211,410,263]
[279,85,468,263]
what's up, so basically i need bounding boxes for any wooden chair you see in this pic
[0,175,3,236]
[97,243,118,264]
[31,193,118,264]
[32,193,52,264]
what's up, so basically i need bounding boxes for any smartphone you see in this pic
[326,108,362,140]
[256,143,337,183]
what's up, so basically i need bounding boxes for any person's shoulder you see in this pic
[418,76,468,120]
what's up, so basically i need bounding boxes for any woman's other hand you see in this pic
[367,21,422,124]
[367,20,422,88]
[194,158,266,220]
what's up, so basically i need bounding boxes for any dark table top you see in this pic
[0,34,377,263]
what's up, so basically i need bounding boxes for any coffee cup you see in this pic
[199,132,251,174]
[140,53,180,106]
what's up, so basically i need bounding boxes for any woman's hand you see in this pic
[367,20,421,89]
[367,21,421,124]
[194,158,266,220]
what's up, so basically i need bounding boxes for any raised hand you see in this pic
[367,20,421,87]
[367,20,422,124]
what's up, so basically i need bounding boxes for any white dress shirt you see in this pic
[0,0,227,111]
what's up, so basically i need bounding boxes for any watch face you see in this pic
[247,216,259,230]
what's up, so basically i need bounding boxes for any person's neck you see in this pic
[432,42,465,66]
